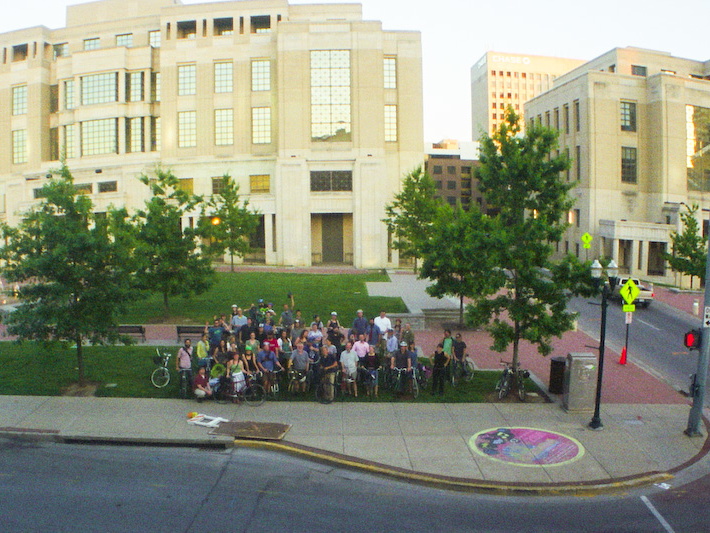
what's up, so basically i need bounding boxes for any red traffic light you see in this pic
[684,329,702,350]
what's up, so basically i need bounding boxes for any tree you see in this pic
[464,109,595,387]
[665,203,706,289]
[0,164,138,385]
[197,174,260,271]
[384,166,441,269]
[419,202,499,325]
[134,167,214,314]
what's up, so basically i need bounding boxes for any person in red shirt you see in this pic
[193,366,212,402]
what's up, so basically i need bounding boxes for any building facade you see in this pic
[0,0,423,268]
[526,47,710,285]
[470,51,584,139]
[425,140,482,210]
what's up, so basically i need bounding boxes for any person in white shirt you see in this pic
[339,341,359,397]
[374,311,392,339]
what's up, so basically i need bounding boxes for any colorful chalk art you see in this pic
[469,427,585,467]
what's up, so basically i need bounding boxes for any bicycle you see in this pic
[495,359,530,401]
[451,356,475,386]
[315,369,341,404]
[216,373,266,406]
[151,349,171,388]
[391,367,417,398]
[178,369,192,399]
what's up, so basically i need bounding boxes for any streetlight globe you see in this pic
[590,259,603,279]
[607,259,619,279]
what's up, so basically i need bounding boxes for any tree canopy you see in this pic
[665,203,707,289]
[0,164,138,384]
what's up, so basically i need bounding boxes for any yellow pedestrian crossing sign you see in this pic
[581,233,593,249]
[619,279,640,306]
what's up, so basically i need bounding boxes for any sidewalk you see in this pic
[0,395,707,494]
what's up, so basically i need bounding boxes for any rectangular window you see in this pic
[447,180,456,190]
[433,165,442,175]
[214,17,233,36]
[251,107,271,144]
[554,108,560,130]
[310,170,352,191]
[81,118,117,156]
[563,104,569,134]
[251,15,270,33]
[214,62,233,93]
[251,59,270,91]
[81,72,118,105]
[214,108,234,146]
[127,71,144,102]
[75,183,93,194]
[98,181,118,193]
[384,56,396,89]
[384,104,397,142]
[631,65,647,77]
[211,177,225,195]
[574,100,580,132]
[311,50,351,142]
[149,30,161,48]
[50,128,59,160]
[178,64,196,96]
[250,174,270,193]
[177,20,197,39]
[151,72,161,102]
[565,147,570,181]
[116,33,133,47]
[83,38,100,51]
[151,116,161,151]
[53,43,68,59]
[12,130,28,164]
[575,145,581,180]
[64,124,75,159]
[64,80,75,110]
[621,101,637,132]
[177,178,194,194]
[621,146,637,183]
[178,111,197,148]
[12,85,27,116]
[448,166,456,174]
[50,85,59,114]
[126,117,144,153]
[435,180,442,189]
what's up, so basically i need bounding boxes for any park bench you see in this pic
[111,325,146,342]
[176,325,205,344]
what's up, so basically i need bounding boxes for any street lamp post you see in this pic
[588,259,619,431]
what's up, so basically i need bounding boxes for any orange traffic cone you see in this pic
[618,347,627,365]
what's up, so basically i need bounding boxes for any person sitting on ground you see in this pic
[257,341,283,393]
[226,350,247,393]
[289,341,310,393]
[339,341,359,397]
[431,343,450,396]
[362,345,379,398]
[193,366,213,402]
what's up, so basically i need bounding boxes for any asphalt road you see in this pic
[1,440,708,532]
[569,295,705,398]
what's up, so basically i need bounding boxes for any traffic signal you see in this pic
[684,329,702,351]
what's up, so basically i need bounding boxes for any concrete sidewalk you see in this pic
[1,395,707,494]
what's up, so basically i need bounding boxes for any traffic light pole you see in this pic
[685,235,710,437]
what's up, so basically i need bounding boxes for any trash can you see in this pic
[549,356,566,394]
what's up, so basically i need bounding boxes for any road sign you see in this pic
[625,312,633,324]
[581,233,592,249]
[623,304,636,313]
[704,306,710,328]
[619,278,640,305]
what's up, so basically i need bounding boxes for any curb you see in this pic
[232,439,674,496]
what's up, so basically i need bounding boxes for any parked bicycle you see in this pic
[151,349,171,388]
[495,359,530,401]
[215,373,265,406]
[450,357,475,387]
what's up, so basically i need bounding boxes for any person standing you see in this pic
[432,344,450,396]
[374,310,392,339]
[351,309,368,338]
[176,339,194,395]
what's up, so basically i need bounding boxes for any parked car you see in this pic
[611,277,654,308]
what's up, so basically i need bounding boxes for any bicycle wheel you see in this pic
[450,365,457,388]
[316,379,336,404]
[497,372,510,399]
[244,384,266,406]
[464,360,475,382]
[179,372,189,399]
[151,367,170,388]
[517,372,526,401]
[214,382,229,404]
[411,373,419,399]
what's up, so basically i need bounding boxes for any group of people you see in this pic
[176,297,469,402]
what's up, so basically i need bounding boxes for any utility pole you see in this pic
[685,233,710,437]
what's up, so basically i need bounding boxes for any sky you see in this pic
[3,0,710,143]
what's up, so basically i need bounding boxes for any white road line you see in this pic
[637,319,661,331]
[640,495,675,533]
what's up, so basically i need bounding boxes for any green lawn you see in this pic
[0,343,543,403]
[119,271,407,324]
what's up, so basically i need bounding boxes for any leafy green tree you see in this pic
[134,167,214,314]
[0,164,138,385]
[464,109,595,387]
[384,166,441,269]
[197,174,260,271]
[419,203,499,325]
[665,203,706,289]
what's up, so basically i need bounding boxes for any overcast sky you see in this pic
[4,0,710,142]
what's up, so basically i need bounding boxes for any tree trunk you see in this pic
[163,291,170,316]
[76,334,86,386]
[230,254,235,272]
[512,321,520,391]
[459,295,464,326]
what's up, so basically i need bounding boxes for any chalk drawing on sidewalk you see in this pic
[469,427,585,467]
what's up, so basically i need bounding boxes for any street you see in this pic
[1,439,708,532]
[569,295,707,403]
